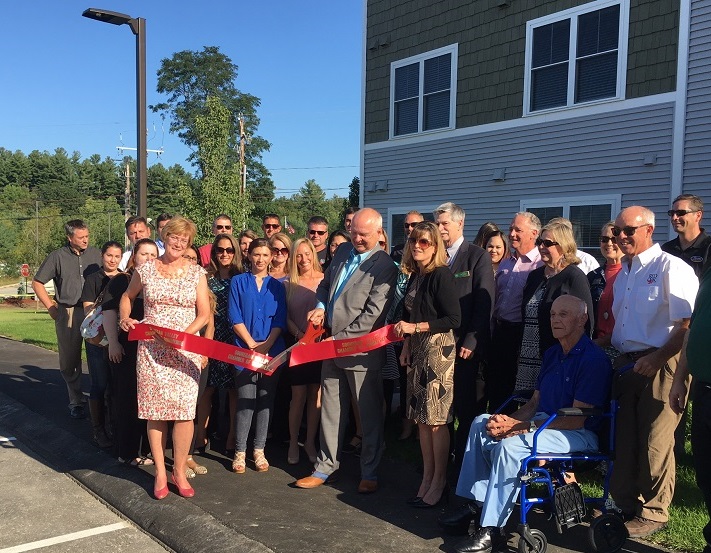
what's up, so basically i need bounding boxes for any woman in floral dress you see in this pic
[119,217,211,500]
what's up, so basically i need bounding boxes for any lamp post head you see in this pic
[82,8,139,34]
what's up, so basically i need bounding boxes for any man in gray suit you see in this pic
[295,208,398,493]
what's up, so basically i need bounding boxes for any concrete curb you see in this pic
[0,390,273,553]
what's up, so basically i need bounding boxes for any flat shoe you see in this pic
[358,479,378,494]
[187,456,207,475]
[295,475,327,489]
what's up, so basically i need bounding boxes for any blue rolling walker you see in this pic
[510,399,627,553]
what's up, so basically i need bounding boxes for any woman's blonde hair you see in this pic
[400,221,448,274]
[541,220,580,267]
[288,238,322,285]
[161,217,197,248]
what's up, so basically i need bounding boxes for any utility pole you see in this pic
[238,115,247,196]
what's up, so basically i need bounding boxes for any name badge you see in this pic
[454,271,471,278]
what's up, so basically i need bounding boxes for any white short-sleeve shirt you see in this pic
[611,243,698,353]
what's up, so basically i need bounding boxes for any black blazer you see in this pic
[403,266,461,333]
[448,240,495,354]
[521,264,594,356]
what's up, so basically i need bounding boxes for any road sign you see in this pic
[20,264,30,278]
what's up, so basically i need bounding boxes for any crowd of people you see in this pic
[31,195,711,552]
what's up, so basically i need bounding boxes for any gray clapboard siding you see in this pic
[365,103,675,239]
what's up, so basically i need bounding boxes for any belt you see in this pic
[493,318,522,328]
[626,347,658,361]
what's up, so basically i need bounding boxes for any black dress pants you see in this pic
[692,382,711,552]
[484,320,523,413]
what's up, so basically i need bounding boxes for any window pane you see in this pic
[578,6,620,58]
[395,98,418,135]
[391,212,434,247]
[528,206,564,226]
[395,63,419,101]
[570,204,612,249]
[423,90,450,130]
[575,51,618,103]
[531,63,568,111]
[424,54,451,94]
[532,20,570,68]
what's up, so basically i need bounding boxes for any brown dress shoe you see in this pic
[295,475,327,489]
[358,479,378,494]
[625,516,667,538]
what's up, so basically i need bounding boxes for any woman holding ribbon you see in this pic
[119,217,210,500]
[395,221,460,508]
[229,238,287,474]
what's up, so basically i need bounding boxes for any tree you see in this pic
[151,46,273,193]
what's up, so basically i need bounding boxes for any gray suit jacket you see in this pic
[316,244,398,370]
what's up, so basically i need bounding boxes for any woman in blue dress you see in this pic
[228,238,287,473]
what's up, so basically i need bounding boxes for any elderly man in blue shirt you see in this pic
[440,295,613,553]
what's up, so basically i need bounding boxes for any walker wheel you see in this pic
[588,514,627,553]
[518,528,547,553]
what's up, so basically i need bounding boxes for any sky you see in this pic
[0,1,362,198]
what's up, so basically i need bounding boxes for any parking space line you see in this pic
[0,522,129,553]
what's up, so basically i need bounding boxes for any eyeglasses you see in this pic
[308,229,327,236]
[667,209,699,218]
[167,235,189,246]
[611,224,650,237]
[599,236,616,244]
[215,224,232,230]
[215,246,235,254]
[535,238,559,248]
[182,254,198,262]
[271,247,289,256]
[408,237,433,249]
[263,224,280,230]
[404,222,422,229]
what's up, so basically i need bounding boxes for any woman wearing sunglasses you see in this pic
[394,222,460,508]
[587,221,624,339]
[516,220,594,392]
[269,232,292,282]
[195,234,244,460]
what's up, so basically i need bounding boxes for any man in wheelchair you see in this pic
[440,295,613,553]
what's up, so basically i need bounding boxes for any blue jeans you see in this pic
[455,413,598,528]
[85,342,110,400]
[234,369,281,451]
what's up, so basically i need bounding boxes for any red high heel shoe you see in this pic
[154,483,169,500]
[171,473,195,498]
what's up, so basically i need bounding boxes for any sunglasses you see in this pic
[215,246,235,254]
[535,238,559,248]
[215,224,232,230]
[408,237,433,249]
[667,209,698,217]
[271,247,289,256]
[263,224,280,230]
[404,222,422,229]
[611,224,649,237]
[599,236,616,244]
[309,229,327,236]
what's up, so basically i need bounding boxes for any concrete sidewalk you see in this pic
[0,337,669,553]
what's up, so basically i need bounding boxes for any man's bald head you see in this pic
[350,208,383,253]
[550,295,588,343]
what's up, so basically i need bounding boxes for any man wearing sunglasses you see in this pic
[390,210,424,264]
[307,215,329,266]
[433,202,495,472]
[198,214,233,267]
[662,194,711,279]
[261,214,282,239]
[599,205,698,538]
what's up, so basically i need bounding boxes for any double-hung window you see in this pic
[391,44,457,137]
[524,0,628,114]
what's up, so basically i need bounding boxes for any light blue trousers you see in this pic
[455,413,598,528]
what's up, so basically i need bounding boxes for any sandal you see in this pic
[120,456,154,467]
[187,455,208,475]
[232,451,246,474]
[253,449,269,472]
[185,466,196,479]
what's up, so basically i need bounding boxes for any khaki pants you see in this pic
[610,353,687,522]
[55,304,86,408]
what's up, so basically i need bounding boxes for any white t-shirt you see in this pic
[611,243,698,353]
[576,250,600,274]
[118,250,132,271]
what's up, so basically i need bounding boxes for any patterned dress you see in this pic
[515,282,546,391]
[207,275,235,389]
[136,260,206,421]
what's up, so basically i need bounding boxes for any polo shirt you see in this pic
[611,243,698,353]
[661,230,711,279]
[493,247,543,323]
[686,268,711,382]
[536,333,612,430]
[34,244,102,306]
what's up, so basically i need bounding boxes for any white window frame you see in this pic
[520,194,622,250]
[522,0,629,116]
[389,44,458,139]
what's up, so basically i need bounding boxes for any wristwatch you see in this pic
[415,323,421,333]
[528,420,538,433]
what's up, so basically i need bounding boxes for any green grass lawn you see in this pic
[0,306,59,351]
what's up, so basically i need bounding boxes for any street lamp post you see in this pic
[82,8,147,219]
